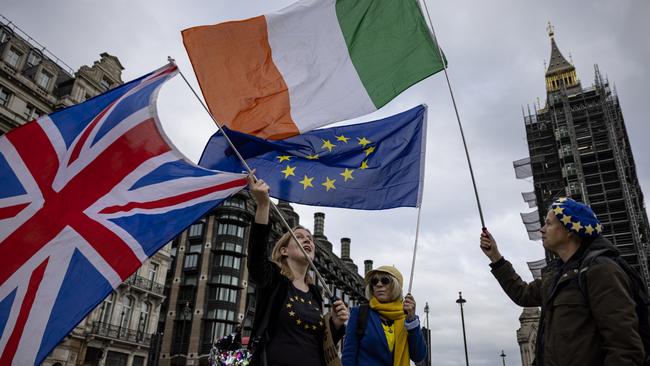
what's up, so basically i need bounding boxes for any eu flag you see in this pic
[199,105,427,210]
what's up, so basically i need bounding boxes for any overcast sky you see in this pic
[3,1,649,365]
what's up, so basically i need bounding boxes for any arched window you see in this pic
[99,293,114,324]
[119,296,133,330]
[139,302,151,335]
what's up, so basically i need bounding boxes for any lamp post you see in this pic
[500,350,506,366]
[181,302,191,356]
[424,302,431,366]
[456,291,469,366]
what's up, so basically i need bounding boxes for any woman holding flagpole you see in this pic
[247,173,349,366]
[341,266,426,366]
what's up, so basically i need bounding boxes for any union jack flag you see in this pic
[0,64,247,365]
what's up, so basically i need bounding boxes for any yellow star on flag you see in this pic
[321,139,335,152]
[277,155,292,162]
[305,154,319,160]
[286,303,292,308]
[312,325,317,330]
[335,135,350,143]
[289,311,295,317]
[585,225,594,235]
[340,168,354,182]
[322,177,336,191]
[360,160,369,170]
[595,223,603,233]
[364,146,375,156]
[571,221,582,232]
[561,215,573,225]
[553,206,564,215]
[357,137,371,148]
[304,324,309,330]
[280,165,296,179]
[296,319,302,325]
[299,175,314,190]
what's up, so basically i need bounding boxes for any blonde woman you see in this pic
[247,175,349,366]
[342,266,426,366]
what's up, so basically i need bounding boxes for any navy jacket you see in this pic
[342,306,427,366]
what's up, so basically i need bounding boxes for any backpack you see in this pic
[577,250,650,364]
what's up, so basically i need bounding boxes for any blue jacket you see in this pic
[342,306,427,366]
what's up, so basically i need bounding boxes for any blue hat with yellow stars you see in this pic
[550,197,603,238]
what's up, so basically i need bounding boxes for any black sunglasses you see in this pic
[370,276,391,286]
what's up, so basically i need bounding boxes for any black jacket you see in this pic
[247,223,343,366]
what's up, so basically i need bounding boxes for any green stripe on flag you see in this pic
[336,0,446,108]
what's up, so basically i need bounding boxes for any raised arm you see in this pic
[480,229,543,307]
[246,173,276,287]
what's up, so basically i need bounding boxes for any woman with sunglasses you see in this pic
[247,174,349,366]
[342,266,426,366]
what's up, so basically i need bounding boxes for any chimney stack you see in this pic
[364,260,373,275]
[314,212,326,238]
[341,238,352,263]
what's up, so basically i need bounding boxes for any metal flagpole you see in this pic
[416,1,487,230]
[169,57,337,300]
[407,204,423,294]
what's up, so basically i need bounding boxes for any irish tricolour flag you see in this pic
[183,0,445,140]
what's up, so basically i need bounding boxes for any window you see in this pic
[23,104,40,120]
[208,287,238,303]
[183,274,197,286]
[188,223,204,238]
[188,243,202,254]
[0,87,11,107]
[216,223,245,238]
[26,51,41,67]
[119,296,133,329]
[210,274,239,286]
[99,293,114,324]
[132,356,145,366]
[139,302,151,335]
[223,197,246,209]
[6,47,23,68]
[0,29,9,43]
[206,308,235,321]
[217,255,240,270]
[106,351,128,366]
[218,213,246,223]
[184,254,199,269]
[36,70,53,89]
[204,321,233,344]
[148,262,159,283]
[216,242,243,253]
[100,77,111,90]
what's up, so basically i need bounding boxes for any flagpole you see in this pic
[416,1,487,230]
[169,57,337,300]
[407,204,423,294]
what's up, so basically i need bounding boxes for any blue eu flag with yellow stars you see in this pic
[199,105,427,210]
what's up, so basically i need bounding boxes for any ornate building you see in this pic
[514,25,650,365]
[0,17,123,134]
[0,15,172,366]
[157,193,366,366]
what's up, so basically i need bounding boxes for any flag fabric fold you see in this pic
[183,0,444,140]
[0,64,247,365]
[199,105,427,210]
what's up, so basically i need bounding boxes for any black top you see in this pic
[267,284,325,365]
[247,223,344,366]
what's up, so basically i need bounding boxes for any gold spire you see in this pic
[544,24,579,93]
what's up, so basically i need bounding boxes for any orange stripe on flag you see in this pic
[182,16,300,140]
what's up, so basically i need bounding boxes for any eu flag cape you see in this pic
[199,105,427,210]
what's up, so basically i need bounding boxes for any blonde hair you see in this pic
[365,273,402,302]
[271,225,314,284]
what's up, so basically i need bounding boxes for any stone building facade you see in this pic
[157,193,367,366]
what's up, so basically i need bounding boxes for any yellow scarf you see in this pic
[369,297,410,366]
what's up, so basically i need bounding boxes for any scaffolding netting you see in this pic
[513,157,532,179]
[526,258,547,280]
[521,210,542,241]
[522,191,537,208]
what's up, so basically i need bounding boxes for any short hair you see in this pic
[271,225,314,285]
[365,273,402,302]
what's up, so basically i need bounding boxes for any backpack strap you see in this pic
[355,304,370,362]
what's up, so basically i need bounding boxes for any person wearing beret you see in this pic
[341,266,426,366]
[479,197,644,366]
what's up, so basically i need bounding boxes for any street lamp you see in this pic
[456,291,469,366]
[424,302,431,366]
[181,302,191,355]
[500,350,506,366]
